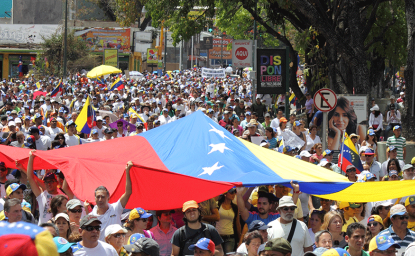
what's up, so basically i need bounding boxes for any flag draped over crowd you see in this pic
[1,111,414,210]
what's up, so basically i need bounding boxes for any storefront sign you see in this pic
[256,48,286,94]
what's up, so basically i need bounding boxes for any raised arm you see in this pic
[236,187,250,222]
[290,181,300,204]
[119,161,133,208]
[27,150,42,198]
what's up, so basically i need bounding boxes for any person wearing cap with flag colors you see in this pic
[368,234,400,256]
[71,215,118,256]
[125,207,154,239]
[27,150,67,224]
[123,237,160,256]
[362,148,381,181]
[405,196,415,232]
[378,204,415,256]
[171,200,223,256]
[0,181,36,223]
[386,125,406,161]
[188,237,215,256]
[0,221,59,256]
[320,248,351,256]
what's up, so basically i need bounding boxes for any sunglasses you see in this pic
[69,209,82,213]
[346,169,356,173]
[0,168,7,172]
[112,233,126,238]
[282,207,296,212]
[83,226,101,231]
[117,124,123,127]
[395,215,409,220]
[368,222,379,227]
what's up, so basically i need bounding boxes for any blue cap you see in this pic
[53,237,75,253]
[313,247,329,256]
[59,107,64,113]
[245,111,251,116]
[34,113,42,119]
[91,129,98,135]
[294,121,301,127]
[162,108,168,112]
[388,146,396,151]
[283,146,293,153]
[6,183,27,196]
[248,220,271,232]
[368,129,376,136]
[128,233,145,245]
[188,238,215,254]
[66,120,76,127]
[364,173,376,181]
[295,155,301,159]
[365,148,375,155]
[323,149,332,157]
[393,125,401,131]
[369,234,401,252]
[123,113,129,118]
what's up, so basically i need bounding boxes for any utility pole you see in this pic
[252,2,257,102]
[63,0,68,79]
[191,36,194,68]
[164,27,167,72]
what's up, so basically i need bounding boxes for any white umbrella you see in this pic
[129,71,143,76]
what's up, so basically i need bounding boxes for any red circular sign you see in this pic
[235,47,248,60]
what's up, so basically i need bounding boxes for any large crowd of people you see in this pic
[0,69,413,256]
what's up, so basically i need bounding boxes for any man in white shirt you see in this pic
[267,196,313,256]
[91,161,133,241]
[270,109,284,129]
[159,108,171,125]
[45,117,63,140]
[64,120,81,146]
[27,150,67,224]
[29,127,51,150]
[72,215,118,256]
[91,116,106,139]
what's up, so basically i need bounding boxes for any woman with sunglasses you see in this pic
[66,199,87,235]
[105,224,128,256]
[364,215,385,251]
[345,165,358,182]
[54,133,67,149]
[321,211,347,248]
[216,188,241,254]
[125,207,154,241]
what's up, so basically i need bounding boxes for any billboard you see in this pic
[75,28,131,53]
[104,49,118,67]
[256,48,286,94]
[146,48,159,64]
[0,24,60,45]
[232,40,252,68]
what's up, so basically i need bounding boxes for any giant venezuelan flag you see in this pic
[9,111,415,210]
[75,96,96,133]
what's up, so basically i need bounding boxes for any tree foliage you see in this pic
[36,31,99,76]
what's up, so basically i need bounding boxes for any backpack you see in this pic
[178,223,212,256]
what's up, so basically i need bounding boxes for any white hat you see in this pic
[55,212,70,222]
[104,224,128,238]
[8,121,16,127]
[299,151,311,157]
[400,92,405,95]
[14,118,22,124]
[318,159,330,167]
[96,116,103,121]
[370,105,379,111]
[278,196,297,209]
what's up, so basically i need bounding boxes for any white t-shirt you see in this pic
[37,190,66,224]
[91,200,124,241]
[0,182,5,200]
[91,125,106,139]
[46,126,63,140]
[305,135,321,152]
[0,197,4,212]
[65,134,80,146]
[236,242,249,254]
[158,115,171,125]
[36,135,52,150]
[267,218,313,256]
[73,240,118,256]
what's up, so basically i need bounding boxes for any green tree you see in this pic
[37,31,99,76]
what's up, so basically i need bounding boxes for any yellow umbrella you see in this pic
[87,65,122,78]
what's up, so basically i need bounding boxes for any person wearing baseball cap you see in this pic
[405,196,415,232]
[368,234,400,256]
[377,204,415,255]
[66,199,84,231]
[321,248,351,256]
[362,148,381,181]
[188,237,215,256]
[338,202,361,232]
[402,164,415,180]
[104,224,128,255]
[264,237,292,256]
[123,237,160,256]
[53,236,75,255]
[71,214,118,255]
[170,200,223,256]
[125,207,153,239]
[367,215,385,240]
[386,124,406,161]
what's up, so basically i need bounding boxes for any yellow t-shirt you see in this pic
[408,221,415,231]
[342,216,358,232]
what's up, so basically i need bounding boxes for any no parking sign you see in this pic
[313,88,337,112]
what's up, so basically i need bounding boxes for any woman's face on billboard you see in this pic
[332,106,349,130]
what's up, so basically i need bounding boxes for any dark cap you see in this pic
[28,126,40,134]
[123,237,160,256]
[44,172,57,181]
[80,215,102,228]
[104,128,113,134]
[264,238,292,254]
[248,220,272,232]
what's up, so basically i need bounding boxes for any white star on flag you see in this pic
[198,162,224,176]
[209,124,231,140]
[208,143,233,154]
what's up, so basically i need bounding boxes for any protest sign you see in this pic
[201,68,226,78]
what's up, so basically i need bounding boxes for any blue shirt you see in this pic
[245,211,281,226]
[311,111,323,126]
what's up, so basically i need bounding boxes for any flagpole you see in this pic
[340,129,346,170]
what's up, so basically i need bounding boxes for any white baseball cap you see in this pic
[105,224,128,238]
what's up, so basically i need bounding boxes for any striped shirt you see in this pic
[387,135,406,161]
[379,225,415,256]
